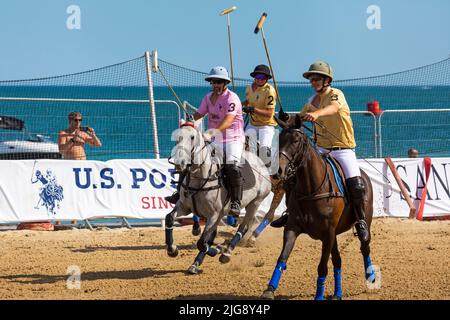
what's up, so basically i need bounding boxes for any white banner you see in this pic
[0,158,449,223]
[360,158,450,219]
[0,159,178,223]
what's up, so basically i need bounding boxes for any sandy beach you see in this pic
[0,218,448,300]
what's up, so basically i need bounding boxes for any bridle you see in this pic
[279,128,310,182]
[279,127,341,201]
[170,126,222,196]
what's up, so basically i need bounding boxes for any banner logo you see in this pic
[32,169,64,216]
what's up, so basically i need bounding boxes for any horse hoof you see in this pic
[261,290,275,300]
[167,246,179,258]
[215,244,225,254]
[192,225,201,236]
[328,295,342,300]
[219,253,231,264]
[187,264,199,275]
[246,236,257,247]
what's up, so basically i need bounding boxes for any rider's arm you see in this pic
[253,108,274,118]
[216,114,235,132]
[303,101,339,122]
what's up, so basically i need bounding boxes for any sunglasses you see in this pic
[72,118,82,122]
[309,76,323,82]
[254,74,267,80]
[210,80,225,85]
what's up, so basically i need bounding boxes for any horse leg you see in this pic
[165,207,179,257]
[250,181,285,242]
[192,214,201,236]
[330,236,342,300]
[187,214,222,275]
[262,227,299,300]
[219,202,257,264]
[360,233,376,284]
[314,232,335,300]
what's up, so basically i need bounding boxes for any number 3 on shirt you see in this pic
[228,103,236,112]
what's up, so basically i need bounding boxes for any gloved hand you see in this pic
[202,128,221,142]
[278,110,290,122]
[242,106,255,114]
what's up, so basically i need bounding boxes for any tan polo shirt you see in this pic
[245,82,277,126]
[299,87,356,149]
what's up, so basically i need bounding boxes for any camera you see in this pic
[80,126,89,132]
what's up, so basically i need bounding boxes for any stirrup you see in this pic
[270,213,288,228]
[165,192,180,204]
[229,202,241,218]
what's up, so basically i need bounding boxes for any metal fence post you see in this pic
[145,51,160,159]
[378,112,384,158]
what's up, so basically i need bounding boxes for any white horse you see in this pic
[165,123,272,274]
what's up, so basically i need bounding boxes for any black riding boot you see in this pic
[270,212,288,228]
[165,172,186,204]
[270,188,291,228]
[346,176,369,243]
[225,164,243,218]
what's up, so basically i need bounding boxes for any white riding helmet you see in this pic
[205,66,231,82]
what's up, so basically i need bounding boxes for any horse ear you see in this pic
[274,116,287,129]
[294,114,303,128]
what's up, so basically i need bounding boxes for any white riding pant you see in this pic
[212,140,244,166]
[245,124,276,151]
[317,147,361,179]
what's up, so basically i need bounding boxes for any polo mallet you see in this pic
[151,50,192,120]
[220,6,237,91]
[254,13,284,114]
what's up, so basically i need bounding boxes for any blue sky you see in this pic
[0,0,449,81]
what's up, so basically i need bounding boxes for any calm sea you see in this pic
[0,85,449,159]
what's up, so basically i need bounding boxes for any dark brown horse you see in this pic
[262,115,377,300]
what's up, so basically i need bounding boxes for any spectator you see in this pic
[408,148,419,158]
[58,112,101,160]
[57,111,102,226]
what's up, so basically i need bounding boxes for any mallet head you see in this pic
[254,12,267,34]
[220,6,237,16]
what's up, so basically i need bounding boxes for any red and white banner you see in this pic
[360,158,450,219]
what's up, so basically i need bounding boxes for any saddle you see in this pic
[323,154,349,203]
[219,157,256,192]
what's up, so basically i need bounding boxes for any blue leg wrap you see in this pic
[206,245,219,257]
[364,255,375,281]
[229,231,243,249]
[334,268,342,298]
[253,218,270,237]
[192,215,200,223]
[227,216,237,226]
[314,276,327,300]
[268,261,287,290]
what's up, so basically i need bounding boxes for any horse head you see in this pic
[274,114,309,181]
[171,122,206,173]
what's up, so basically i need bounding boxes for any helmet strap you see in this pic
[316,77,331,93]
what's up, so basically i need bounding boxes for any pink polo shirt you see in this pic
[197,89,244,143]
